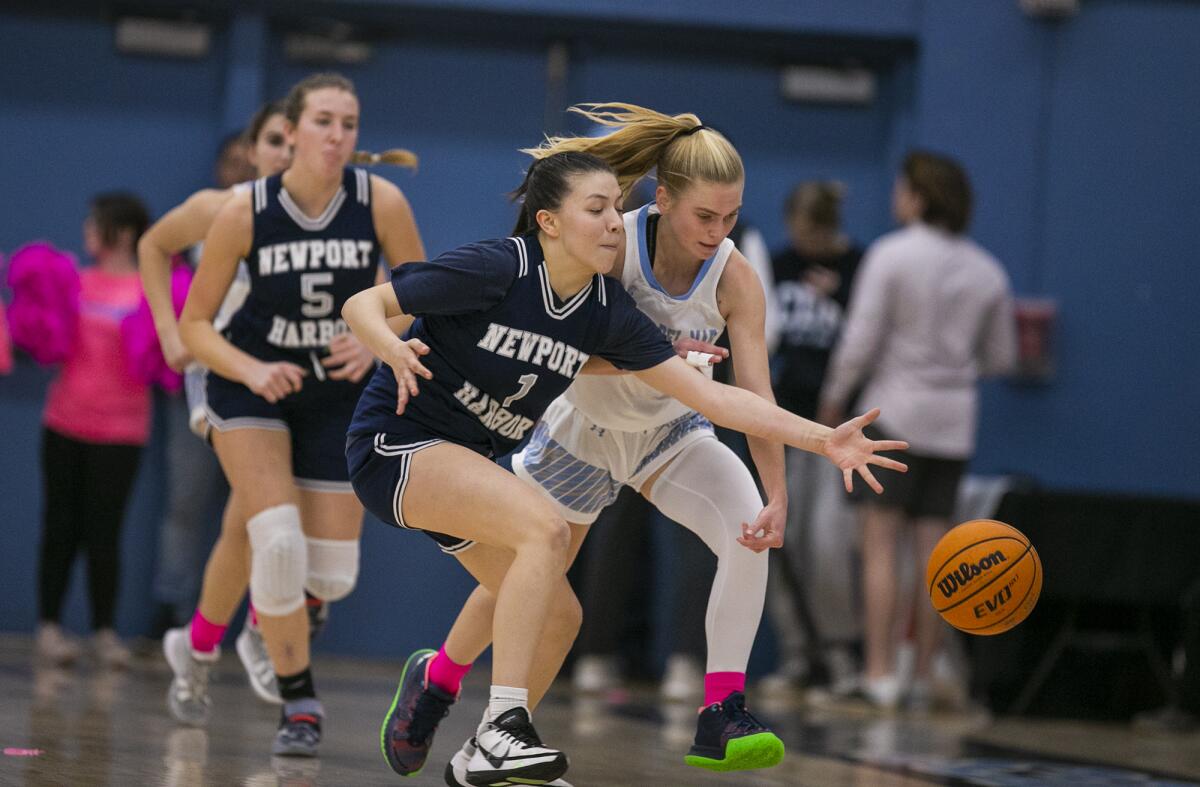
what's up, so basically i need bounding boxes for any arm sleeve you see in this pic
[390,240,514,316]
[593,282,676,371]
[821,243,891,408]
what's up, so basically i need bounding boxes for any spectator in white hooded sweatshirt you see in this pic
[818,150,1017,710]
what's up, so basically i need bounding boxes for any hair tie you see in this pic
[675,124,708,138]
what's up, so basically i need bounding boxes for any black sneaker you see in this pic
[273,699,323,757]
[466,707,568,786]
[685,691,784,772]
[305,593,329,642]
[380,649,457,776]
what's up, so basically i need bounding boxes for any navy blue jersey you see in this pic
[349,233,676,457]
[225,167,381,368]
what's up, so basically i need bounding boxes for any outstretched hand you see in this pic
[823,408,909,494]
[388,338,433,415]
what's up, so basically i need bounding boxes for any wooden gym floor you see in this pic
[1,635,1198,786]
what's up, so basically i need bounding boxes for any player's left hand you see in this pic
[323,332,376,382]
[823,407,909,494]
[674,337,728,364]
[736,500,787,553]
[388,338,432,415]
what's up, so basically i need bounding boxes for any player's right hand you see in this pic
[160,329,194,372]
[388,338,433,415]
[245,360,306,403]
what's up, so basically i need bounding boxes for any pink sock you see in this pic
[704,672,745,707]
[427,645,472,694]
[189,610,227,654]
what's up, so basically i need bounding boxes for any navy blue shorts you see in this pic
[346,428,477,554]
[205,370,368,492]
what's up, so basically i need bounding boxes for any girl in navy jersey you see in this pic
[343,151,906,786]
[173,73,424,758]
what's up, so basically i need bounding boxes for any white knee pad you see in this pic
[305,537,360,602]
[246,504,307,616]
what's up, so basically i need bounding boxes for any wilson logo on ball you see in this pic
[935,550,1007,599]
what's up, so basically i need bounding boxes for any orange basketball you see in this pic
[926,519,1042,635]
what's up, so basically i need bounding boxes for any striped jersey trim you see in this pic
[509,236,529,277]
[537,265,592,320]
[355,168,370,205]
[253,177,269,214]
[279,186,346,231]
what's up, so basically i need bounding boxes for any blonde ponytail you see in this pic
[351,148,419,171]
[522,102,742,199]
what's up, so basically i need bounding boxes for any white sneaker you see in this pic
[572,654,621,693]
[466,708,568,786]
[236,623,282,704]
[861,674,902,711]
[446,737,577,787]
[163,627,217,726]
[825,646,859,698]
[35,622,81,666]
[93,628,131,670]
[659,654,703,703]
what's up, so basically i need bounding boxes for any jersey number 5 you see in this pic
[300,272,334,318]
[502,373,539,409]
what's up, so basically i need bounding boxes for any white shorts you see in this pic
[511,396,715,524]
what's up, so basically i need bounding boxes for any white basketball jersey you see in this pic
[565,203,733,431]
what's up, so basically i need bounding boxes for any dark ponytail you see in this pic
[509,151,614,235]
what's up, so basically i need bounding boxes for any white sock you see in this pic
[488,685,529,723]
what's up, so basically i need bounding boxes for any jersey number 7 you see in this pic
[502,373,539,409]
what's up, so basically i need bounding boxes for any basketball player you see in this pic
[342,150,906,785]
[139,101,298,706]
[382,104,894,785]
[170,72,424,758]
[142,101,415,708]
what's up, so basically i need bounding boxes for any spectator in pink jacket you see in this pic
[35,193,151,668]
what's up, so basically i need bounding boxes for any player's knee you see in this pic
[523,508,571,558]
[305,537,360,602]
[246,504,307,616]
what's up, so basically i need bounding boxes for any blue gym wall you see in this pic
[1,1,1197,659]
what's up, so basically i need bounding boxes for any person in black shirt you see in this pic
[764,181,865,694]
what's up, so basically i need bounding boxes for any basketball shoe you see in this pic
[380,649,457,776]
[445,736,573,787]
[466,707,568,786]
[163,627,217,727]
[236,621,282,704]
[273,698,323,757]
[685,691,785,772]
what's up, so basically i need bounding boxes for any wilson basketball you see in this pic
[926,519,1041,635]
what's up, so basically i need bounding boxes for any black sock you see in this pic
[277,666,317,703]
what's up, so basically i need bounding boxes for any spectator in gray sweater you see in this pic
[818,150,1016,709]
